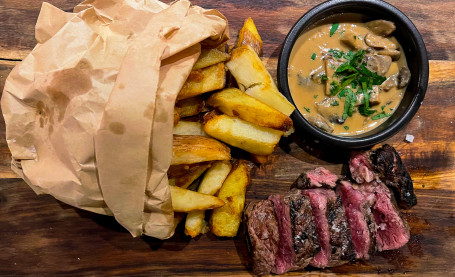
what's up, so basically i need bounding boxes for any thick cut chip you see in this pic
[177,63,226,100]
[169,185,224,212]
[171,135,230,165]
[168,162,212,189]
[175,96,204,118]
[173,121,207,136]
[203,112,283,155]
[184,160,233,237]
[207,88,293,131]
[237,17,263,55]
[226,45,294,115]
[193,48,231,70]
[210,160,253,237]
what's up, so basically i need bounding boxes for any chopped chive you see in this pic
[311,53,317,60]
[372,112,391,120]
[304,107,311,113]
[313,95,318,99]
[330,23,339,37]
[381,105,386,111]
[354,35,357,39]
[321,74,328,82]
[344,126,350,130]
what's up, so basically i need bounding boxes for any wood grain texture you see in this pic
[0,0,455,276]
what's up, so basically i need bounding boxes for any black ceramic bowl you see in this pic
[278,0,429,148]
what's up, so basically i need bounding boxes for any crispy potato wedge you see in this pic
[193,48,231,70]
[168,162,212,189]
[210,160,253,237]
[173,121,207,136]
[177,63,226,100]
[174,109,180,126]
[176,96,204,118]
[225,45,294,116]
[207,88,293,131]
[203,112,283,155]
[184,160,233,237]
[171,135,230,165]
[237,17,263,55]
[169,185,224,212]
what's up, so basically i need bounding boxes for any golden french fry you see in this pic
[175,96,204,118]
[184,160,232,237]
[171,135,230,165]
[210,160,253,237]
[237,17,263,55]
[203,112,283,155]
[207,88,293,131]
[225,45,294,116]
[173,121,207,136]
[168,162,212,189]
[193,48,231,70]
[177,63,226,100]
[169,185,224,212]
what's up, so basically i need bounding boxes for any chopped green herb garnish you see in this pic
[342,89,356,120]
[330,23,339,37]
[390,108,394,111]
[328,49,343,59]
[354,35,357,39]
[331,100,339,106]
[344,126,350,130]
[330,64,336,69]
[304,107,311,113]
[381,105,386,111]
[321,74,328,82]
[313,95,318,99]
[372,112,391,120]
[311,53,317,60]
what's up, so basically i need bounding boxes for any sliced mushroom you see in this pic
[397,67,411,88]
[381,74,398,91]
[377,48,401,61]
[310,66,325,84]
[365,20,396,36]
[323,57,343,95]
[316,97,344,124]
[364,54,392,76]
[306,114,334,133]
[365,33,397,49]
[340,30,368,50]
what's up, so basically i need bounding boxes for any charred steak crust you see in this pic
[244,200,280,275]
[371,144,417,209]
[327,195,356,266]
[286,190,320,269]
[293,167,338,189]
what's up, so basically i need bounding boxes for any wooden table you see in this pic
[1,0,454,276]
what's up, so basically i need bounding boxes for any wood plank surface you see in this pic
[1,0,455,276]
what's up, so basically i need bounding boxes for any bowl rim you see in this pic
[277,0,429,148]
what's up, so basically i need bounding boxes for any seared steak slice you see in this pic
[244,200,280,275]
[371,144,417,209]
[286,189,320,268]
[269,194,297,274]
[349,151,376,184]
[293,167,338,189]
[338,181,377,259]
[303,189,355,268]
[359,182,411,251]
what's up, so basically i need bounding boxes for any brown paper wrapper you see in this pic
[1,0,228,239]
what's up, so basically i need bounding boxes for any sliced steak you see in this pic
[286,189,320,269]
[293,167,338,189]
[303,189,355,268]
[337,180,377,260]
[371,144,417,209]
[349,151,376,184]
[244,200,280,275]
[359,182,411,251]
[269,194,297,274]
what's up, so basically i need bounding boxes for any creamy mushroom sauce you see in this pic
[288,21,409,136]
